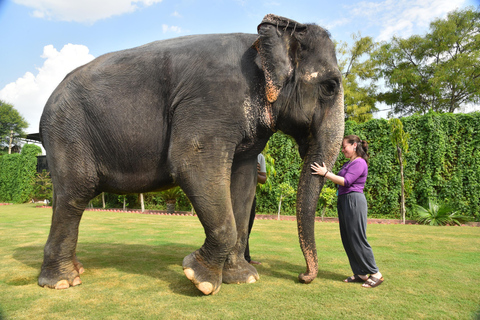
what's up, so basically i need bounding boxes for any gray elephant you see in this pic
[38,14,344,295]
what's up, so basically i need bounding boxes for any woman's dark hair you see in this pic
[344,135,369,164]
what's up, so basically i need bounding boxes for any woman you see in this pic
[311,135,383,288]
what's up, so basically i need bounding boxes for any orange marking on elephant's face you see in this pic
[265,83,279,103]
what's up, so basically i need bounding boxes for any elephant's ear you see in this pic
[255,14,307,103]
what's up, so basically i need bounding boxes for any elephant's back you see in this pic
[138,33,257,55]
[39,32,259,163]
[41,32,258,124]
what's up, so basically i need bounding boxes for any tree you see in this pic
[0,100,29,151]
[374,7,480,116]
[31,170,53,203]
[389,118,409,224]
[337,33,379,123]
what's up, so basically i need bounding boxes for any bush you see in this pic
[3,113,478,221]
[414,199,472,226]
[257,112,480,221]
[30,170,53,203]
[0,144,41,203]
[317,187,337,218]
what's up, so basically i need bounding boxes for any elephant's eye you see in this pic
[321,79,338,97]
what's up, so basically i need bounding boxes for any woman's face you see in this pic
[341,139,357,159]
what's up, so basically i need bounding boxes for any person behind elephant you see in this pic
[245,153,267,265]
[310,135,384,288]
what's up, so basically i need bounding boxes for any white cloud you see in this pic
[162,24,183,34]
[0,44,95,132]
[458,103,480,114]
[323,17,351,30]
[347,0,467,41]
[14,0,163,23]
[171,11,182,18]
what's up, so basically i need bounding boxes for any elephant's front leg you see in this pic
[173,143,239,295]
[222,157,259,284]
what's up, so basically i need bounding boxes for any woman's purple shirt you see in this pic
[337,158,368,196]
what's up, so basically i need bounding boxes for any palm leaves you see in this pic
[414,199,471,226]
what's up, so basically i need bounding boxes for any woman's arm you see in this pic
[310,162,345,186]
[257,163,267,184]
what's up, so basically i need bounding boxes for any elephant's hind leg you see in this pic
[38,192,92,289]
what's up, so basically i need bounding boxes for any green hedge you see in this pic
[0,144,41,203]
[257,112,480,221]
[2,113,478,222]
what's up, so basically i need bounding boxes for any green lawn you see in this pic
[1,203,479,319]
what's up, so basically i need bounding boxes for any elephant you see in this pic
[38,13,344,295]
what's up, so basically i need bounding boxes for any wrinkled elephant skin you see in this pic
[38,14,344,295]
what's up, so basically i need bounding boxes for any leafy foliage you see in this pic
[256,132,302,215]
[117,195,129,210]
[414,199,471,226]
[374,7,480,116]
[389,118,409,222]
[0,144,41,203]
[336,33,379,122]
[257,112,480,221]
[352,112,479,220]
[159,186,182,203]
[389,118,409,165]
[276,182,296,215]
[2,114,478,222]
[318,187,337,218]
[30,170,53,203]
[0,100,29,149]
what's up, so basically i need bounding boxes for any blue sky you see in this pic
[0,0,478,133]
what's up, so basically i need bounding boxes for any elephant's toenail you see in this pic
[55,280,70,290]
[72,277,82,286]
[198,282,214,295]
[183,268,195,280]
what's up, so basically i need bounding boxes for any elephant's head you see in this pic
[255,14,345,283]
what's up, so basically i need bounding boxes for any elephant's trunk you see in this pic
[296,86,344,283]
[296,157,323,283]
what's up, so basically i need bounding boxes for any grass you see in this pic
[1,203,479,320]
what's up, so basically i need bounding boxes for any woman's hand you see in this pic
[311,162,327,176]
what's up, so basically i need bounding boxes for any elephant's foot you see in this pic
[182,251,222,295]
[222,259,259,284]
[38,258,84,289]
[53,277,82,289]
[298,271,317,284]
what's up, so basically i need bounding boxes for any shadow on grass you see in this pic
[11,242,204,296]
[11,242,340,296]
[259,259,345,283]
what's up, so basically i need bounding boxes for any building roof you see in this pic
[26,133,42,143]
